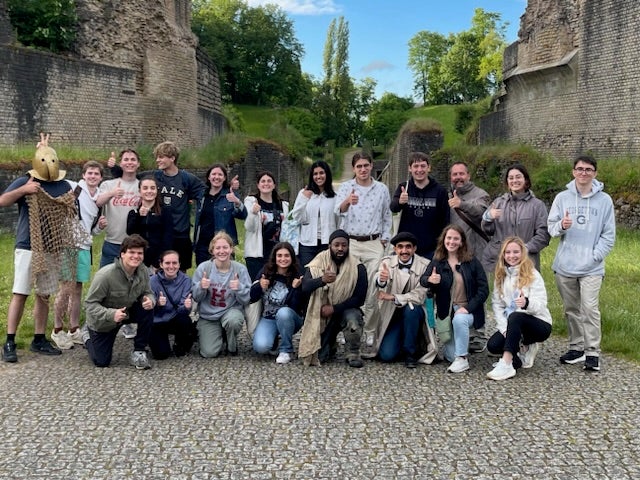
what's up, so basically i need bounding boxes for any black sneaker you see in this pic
[30,339,62,356]
[404,356,418,369]
[584,356,600,372]
[559,350,585,364]
[2,341,18,363]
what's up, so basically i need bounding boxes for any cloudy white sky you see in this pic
[246,0,527,99]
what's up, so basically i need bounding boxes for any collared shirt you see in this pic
[335,179,392,241]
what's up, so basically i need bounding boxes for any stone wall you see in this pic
[0,0,223,148]
[480,0,640,160]
[382,128,444,195]
[0,0,13,45]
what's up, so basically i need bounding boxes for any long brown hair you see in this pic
[494,236,536,295]
[433,224,473,263]
[262,242,300,286]
[139,176,162,215]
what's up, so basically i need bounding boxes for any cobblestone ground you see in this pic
[0,328,638,480]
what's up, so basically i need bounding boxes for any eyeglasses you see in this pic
[574,167,596,174]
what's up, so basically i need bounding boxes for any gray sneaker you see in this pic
[130,351,151,370]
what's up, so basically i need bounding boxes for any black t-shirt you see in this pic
[258,198,282,257]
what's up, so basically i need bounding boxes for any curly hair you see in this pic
[494,236,536,295]
[262,242,301,286]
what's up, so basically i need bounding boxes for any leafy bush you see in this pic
[7,0,77,53]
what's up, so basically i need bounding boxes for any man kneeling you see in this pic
[84,234,155,369]
[298,229,367,368]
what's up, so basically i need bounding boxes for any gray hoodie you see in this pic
[548,179,616,277]
[191,260,251,321]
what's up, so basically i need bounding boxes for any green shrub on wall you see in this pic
[7,0,77,53]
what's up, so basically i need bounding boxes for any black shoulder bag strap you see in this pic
[455,207,490,242]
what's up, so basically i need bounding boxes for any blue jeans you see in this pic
[378,305,424,362]
[253,307,303,354]
[443,306,474,362]
[99,241,121,269]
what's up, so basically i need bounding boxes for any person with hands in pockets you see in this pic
[149,250,195,360]
[192,232,251,358]
[486,236,552,381]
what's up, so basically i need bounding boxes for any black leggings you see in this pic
[488,312,552,357]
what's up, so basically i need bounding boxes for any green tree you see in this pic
[470,8,508,94]
[407,31,451,105]
[439,31,486,103]
[7,0,77,53]
[364,92,414,146]
[193,0,306,106]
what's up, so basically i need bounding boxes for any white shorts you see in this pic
[12,249,57,296]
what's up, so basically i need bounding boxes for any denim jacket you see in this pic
[193,188,247,247]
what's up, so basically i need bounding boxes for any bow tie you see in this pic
[398,263,412,271]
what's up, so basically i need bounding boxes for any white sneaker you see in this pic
[121,324,137,339]
[51,330,74,350]
[521,343,540,369]
[487,358,516,381]
[447,356,469,373]
[67,329,85,345]
[275,352,292,364]
[336,331,346,345]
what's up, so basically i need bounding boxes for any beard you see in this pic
[330,250,348,266]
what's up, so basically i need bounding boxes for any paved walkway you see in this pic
[0,330,639,479]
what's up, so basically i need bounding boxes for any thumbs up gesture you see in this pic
[142,295,153,310]
[428,267,441,285]
[200,270,211,289]
[515,289,527,309]
[114,307,127,322]
[112,180,124,198]
[230,272,240,291]
[292,275,303,289]
[349,188,359,205]
[107,151,116,168]
[378,261,390,284]
[322,265,337,284]
[158,291,167,307]
[184,293,192,310]
[399,185,409,204]
[561,209,572,230]
[302,185,313,198]
[448,189,461,209]
[259,274,270,291]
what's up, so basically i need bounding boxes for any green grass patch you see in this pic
[407,104,463,148]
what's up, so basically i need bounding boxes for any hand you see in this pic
[142,296,153,310]
[378,261,390,284]
[23,176,41,195]
[36,132,50,149]
[158,291,167,307]
[112,180,124,199]
[320,304,334,318]
[321,266,337,284]
[229,175,240,191]
[561,210,572,230]
[348,188,359,205]
[515,290,526,309]
[97,215,108,229]
[489,206,502,220]
[107,151,116,168]
[200,271,211,289]
[292,275,303,289]
[226,187,240,206]
[114,307,127,323]
[139,205,149,216]
[428,267,441,285]
[448,190,461,209]
[230,272,240,291]
[252,202,262,214]
[259,274,270,291]
[184,294,192,310]
[399,185,409,204]
[377,291,394,302]
[302,186,313,198]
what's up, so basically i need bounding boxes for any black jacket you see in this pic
[420,256,488,329]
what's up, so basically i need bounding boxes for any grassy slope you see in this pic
[407,104,462,148]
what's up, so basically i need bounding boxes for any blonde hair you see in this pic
[494,236,536,295]
[208,231,234,254]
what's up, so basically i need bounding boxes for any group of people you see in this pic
[0,141,616,380]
